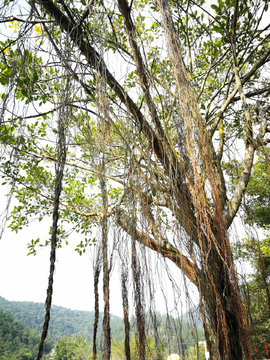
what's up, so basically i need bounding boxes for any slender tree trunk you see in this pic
[100,176,111,360]
[93,258,101,360]
[36,85,67,360]
[132,241,145,360]
[151,311,163,360]
[121,268,131,360]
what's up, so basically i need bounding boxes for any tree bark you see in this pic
[157,1,250,358]
[201,256,243,359]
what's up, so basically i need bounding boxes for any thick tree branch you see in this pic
[225,144,255,228]
[223,33,256,229]
[117,0,181,178]
[231,86,270,103]
[116,213,200,286]
[158,0,228,213]
[210,46,270,135]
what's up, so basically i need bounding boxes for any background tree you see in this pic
[1,0,270,359]
[187,344,205,360]
[111,335,159,360]
[231,150,270,358]
[53,335,92,360]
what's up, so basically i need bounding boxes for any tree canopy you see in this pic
[1,0,270,359]
[232,150,270,358]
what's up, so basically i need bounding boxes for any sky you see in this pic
[0,193,125,317]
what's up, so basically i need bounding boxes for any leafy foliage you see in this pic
[227,151,270,358]
[53,335,92,360]
[111,335,159,360]
[245,150,270,228]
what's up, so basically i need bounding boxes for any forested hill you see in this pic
[0,295,204,354]
[0,310,53,359]
[0,295,124,345]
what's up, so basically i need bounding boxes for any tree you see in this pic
[187,344,205,360]
[232,151,270,358]
[1,0,270,359]
[54,335,92,360]
[111,335,159,360]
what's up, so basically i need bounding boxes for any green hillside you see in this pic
[0,295,204,357]
[0,295,124,345]
[0,309,53,360]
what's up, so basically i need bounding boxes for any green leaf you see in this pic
[212,25,223,34]
[211,4,220,12]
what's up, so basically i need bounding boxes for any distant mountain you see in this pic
[0,295,124,345]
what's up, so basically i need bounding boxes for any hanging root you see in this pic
[35,84,67,360]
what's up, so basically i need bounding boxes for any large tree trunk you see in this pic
[201,255,244,359]
[157,1,251,358]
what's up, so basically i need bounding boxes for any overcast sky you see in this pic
[0,193,127,317]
